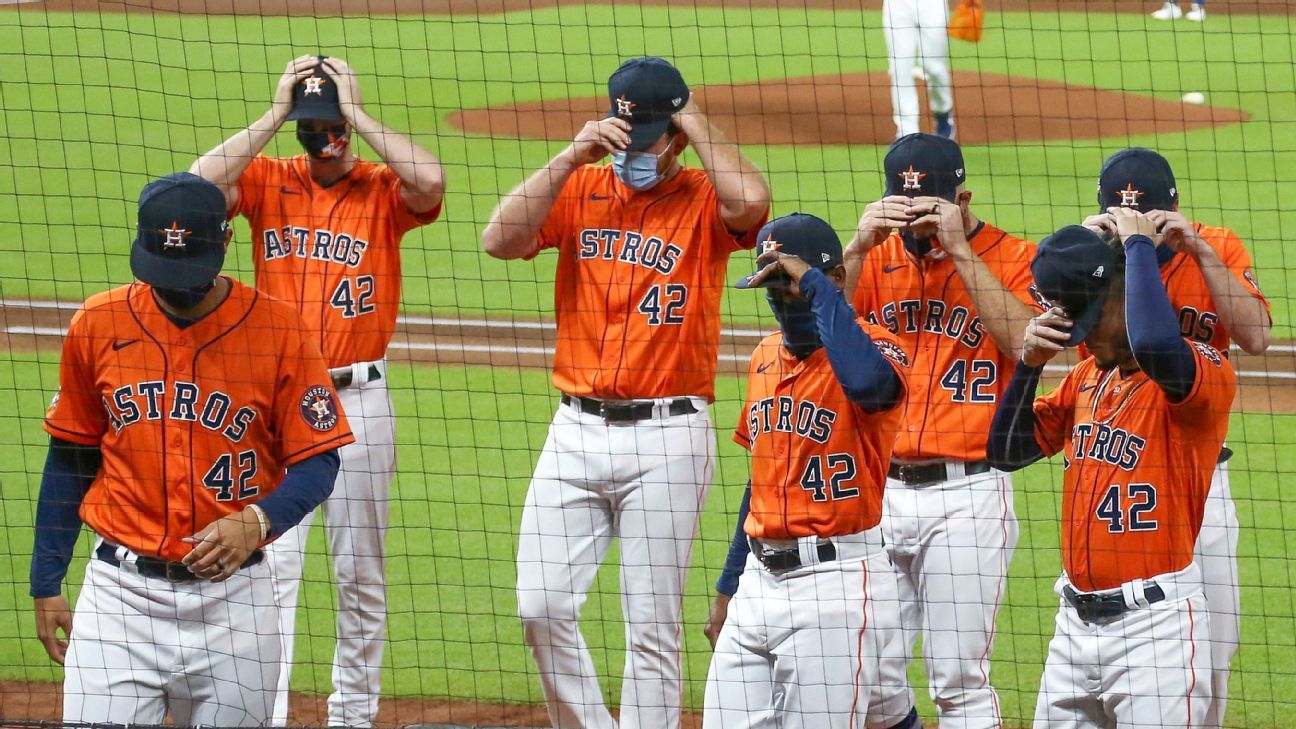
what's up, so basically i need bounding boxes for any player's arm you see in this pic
[321,57,445,215]
[1148,211,1272,355]
[481,118,631,260]
[31,437,100,664]
[908,197,1036,359]
[188,55,319,209]
[673,96,770,233]
[842,198,912,303]
[986,307,1073,470]
[799,267,904,412]
[705,482,752,649]
[1116,210,1196,401]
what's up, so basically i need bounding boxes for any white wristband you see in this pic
[248,504,270,542]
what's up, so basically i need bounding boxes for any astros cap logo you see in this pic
[160,222,191,250]
[1118,183,1144,208]
[900,165,926,191]
[615,95,636,118]
[304,76,327,96]
[760,239,782,254]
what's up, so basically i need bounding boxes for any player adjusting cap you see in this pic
[607,57,690,152]
[1098,147,1178,212]
[735,212,843,289]
[286,58,344,122]
[884,132,966,202]
[130,172,230,289]
[1031,225,1120,347]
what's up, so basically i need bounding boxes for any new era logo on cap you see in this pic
[1092,265,1105,278]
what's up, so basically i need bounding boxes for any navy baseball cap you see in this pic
[607,57,690,152]
[1031,225,1120,346]
[286,60,344,122]
[884,133,966,201]
[130,173,229,289]
[735,212,843,289]
[1098,147,1178,212]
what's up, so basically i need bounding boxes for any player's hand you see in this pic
[273,55,321,124]
[321,57,364,123]
[745,251,814,288]
[1144,209,1204,257]
[566,118,632,166]
[671,93,704,135]
[1022,306,1073,367]
[906,196,968,257]
[1081,213,1118,243]
[846,196,914,261]
[34,595,72,665]
[181,507,264,582]
[703,593,732,649]
[1107,206,1160,245]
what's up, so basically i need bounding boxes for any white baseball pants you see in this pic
[266,361,395,727]
[702,531,915,729]
[1033,564,1212,729]
[884,0,955,137]
[882,466,1017,729]
[1195,461,1239,728]
[63,549,281,727]
[515,397,714,729]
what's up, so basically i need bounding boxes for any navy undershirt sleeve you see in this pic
[800,269,902,413]
[986,361,1047,472]
[255,450,341,540]
[30,437,100,598]
[715,483,752,597]
[1125,235,1196,401]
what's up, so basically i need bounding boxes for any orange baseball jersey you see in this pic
[532,165,766,402]
[1031,343,1236,592]
[852,223,1038,461]
[734,325,910,539]
[1164,224,1269,351]
[233,155,442,367]
[43,279,355,562]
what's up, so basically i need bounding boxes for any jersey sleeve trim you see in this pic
[281,430,356,469]
[42,421,102,446]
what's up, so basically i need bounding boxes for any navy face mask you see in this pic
[767,293,820,358]
[296,123,351,160]
[901,229,936,258]
[154,281,215,311]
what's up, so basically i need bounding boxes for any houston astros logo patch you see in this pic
[1118,183,1144,207]
[300,386,340,431]
[760,239,782,254]
[304,76,327,95]
[900,165,926,191]
[161,222,191,249]
[615,95,636,118]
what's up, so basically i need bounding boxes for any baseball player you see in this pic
[987,215,1235,727]
[1081,148,1270,728]
[189,55,445,726]
[884,0,956,139]
[481,56,770,729]
[1152,1,1206,21]
[709,133,1038,728]
[31,173,353,727]
[703,213,919,729]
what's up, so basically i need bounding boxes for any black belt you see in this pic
[888,460,992,485]
[331,364,382,389]
[1063,582,1166,623]
[561,393,698,423]
[748,536,837,573]
[95,542,263,583]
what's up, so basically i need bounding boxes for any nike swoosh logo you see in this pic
[589,193,611,200]
[756,362,774,373]
[883,264,906,273]
[1079,384,1097,392]
[112,339,139,351]
[280,186,302,195]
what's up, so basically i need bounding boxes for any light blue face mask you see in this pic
[612,145,671,191]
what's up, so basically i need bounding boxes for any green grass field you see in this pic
[2,3,1296,727]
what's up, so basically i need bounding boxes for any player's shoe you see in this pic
[935,113,956,141]
[1151,2,1184,20]
[1185,4,1205,21]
